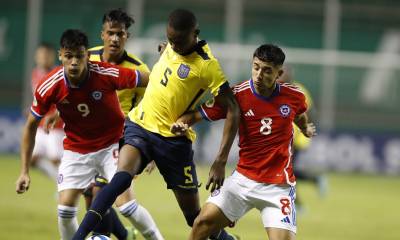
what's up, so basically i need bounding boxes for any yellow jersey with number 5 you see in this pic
[89,46,150,116]
[128,40,228,141]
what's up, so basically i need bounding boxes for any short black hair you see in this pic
[103,8,134,29]
[168,9,197,32]
[253,44,285,66]
[60,29,89,49]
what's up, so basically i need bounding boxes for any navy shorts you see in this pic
[122,119,199,192]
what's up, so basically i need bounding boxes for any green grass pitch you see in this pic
[1,154,399,239]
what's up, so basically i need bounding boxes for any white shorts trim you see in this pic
[206,171,297,233]
[57,143,119,192]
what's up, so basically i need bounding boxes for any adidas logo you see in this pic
[244,109,255,117]
[61,99,70,104]
[281,216,291,224]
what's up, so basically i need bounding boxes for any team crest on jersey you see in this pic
[279,104,291,118]
[177,64,190,79]
[92,91,102,100]
[205,98,215,108]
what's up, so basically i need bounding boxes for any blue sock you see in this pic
[72,171,133,240]
[110,208,128,240]
[92,209,112,237]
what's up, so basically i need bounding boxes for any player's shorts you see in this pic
[207,171,297,233]
[122,119,198,192]
[33,127,64,160]
[57,143,119,192]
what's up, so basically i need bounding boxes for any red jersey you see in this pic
[30,61,141,154]
[200,79,307,185]
[32,67,64,129]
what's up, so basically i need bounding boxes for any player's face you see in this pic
[252,57,283,89]
[59,46,89,81]
[166,25,198,55]
[35,47,55,70]
[101,21,129,56]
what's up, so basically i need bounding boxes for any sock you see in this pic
[72,171,133,240]
[119,200,164,240]
[36,159,58,180]
[92,209,112,237]
[58,205,78,240]
[210,229,235,240]
[109,208,128,240]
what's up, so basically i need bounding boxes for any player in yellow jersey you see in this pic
[85,9,163,240]
[73,9,240,240]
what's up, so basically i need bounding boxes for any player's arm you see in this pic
[136,70,149,88]
[206,86,239,192]
[16,113,40,194]
[294,112,317,138]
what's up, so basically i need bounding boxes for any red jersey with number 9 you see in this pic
[30,61,141,154]
[199,79,307,185]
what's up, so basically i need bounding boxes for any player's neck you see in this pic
[102,50,124,65]
[67,69,89,87]
[255,82,277,97]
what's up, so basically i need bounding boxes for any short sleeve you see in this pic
[201,59,228,97]
[198,97,227,121]
[30,87,52,120]
[113,67,140,90]
[296,93,308,115]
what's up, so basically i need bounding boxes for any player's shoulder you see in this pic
[232,80,251,95]
[88,46,103,55]
[88,61,121,78]
[35,66,64,96]
[279,82,306,99]
[124,51,144,66]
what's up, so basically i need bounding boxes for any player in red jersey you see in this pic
[30,43,64,180]
[171,44,316,240]
[15,29,149,240]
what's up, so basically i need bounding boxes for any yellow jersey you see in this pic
[293,82,313,150]
[89,46,150,116]
[128,40,228,141]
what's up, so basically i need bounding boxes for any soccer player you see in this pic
[73,9,240,240]
[15,29,150,240]
[278,65,327,211]
[171,44,316,240]
[30,43,63,180]
[86,9,163,240]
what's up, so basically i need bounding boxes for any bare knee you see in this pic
[193,211,219,232]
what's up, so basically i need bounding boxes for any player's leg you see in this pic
[58,189,84,240]
[189,203,232,240]
[266,228,296,240]
[116,188,163,240]
[31,128,58,179]
[258,184,297,240]
[73,121,153,240]
[57,149,96,240]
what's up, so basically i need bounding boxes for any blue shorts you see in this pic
[122,119,199,192]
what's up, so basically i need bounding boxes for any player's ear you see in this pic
[58,50,62,61]
[277,69,284,79]
[194,29,200,37]
[101,30,105,41]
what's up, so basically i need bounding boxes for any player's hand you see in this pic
[16,173,30,194]
[206,160,226,193]
[144,161,157,174]
[302,122,317,138]
[43,111,60,134]
[170,122,188,136]
[158,41,167,55]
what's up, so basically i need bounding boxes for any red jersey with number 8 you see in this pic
[30,61,141,154]
[199,80,307,185]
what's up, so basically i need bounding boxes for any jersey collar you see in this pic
[249,79,280,101]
